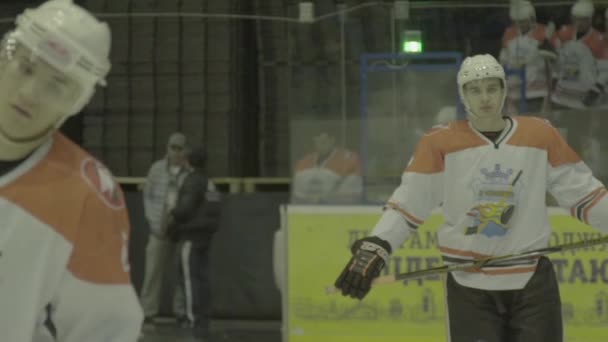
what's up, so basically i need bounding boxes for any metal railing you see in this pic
[115,176,291,193]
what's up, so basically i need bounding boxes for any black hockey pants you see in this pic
[446,256,563,342]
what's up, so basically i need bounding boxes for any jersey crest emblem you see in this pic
[81,158,125,210]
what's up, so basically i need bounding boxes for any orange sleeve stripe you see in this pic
[294,154,316,171]
[583,188,608,224]
[507,117,580,167]
[571,187,603,217]
[502,27,516,48]
[584,30,605,58]
[532,25,546,41]
[438,246,492,259]
[386,201,424,225]
[405,123,486,174]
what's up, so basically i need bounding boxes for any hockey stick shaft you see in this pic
[326,234,608,294]
[389,234,608,282]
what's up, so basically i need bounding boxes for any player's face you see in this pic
[515,19,532,34]
[0,44,81,143]
[167,144,186,166]
[313,132,335,155]
[573,16,591,33]
[463,78,504,120]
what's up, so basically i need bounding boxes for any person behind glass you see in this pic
[499,0,556,115]
[167,147,221,341]
[140,132,190,329]
[550,0,604,110]
[291,129,363,204]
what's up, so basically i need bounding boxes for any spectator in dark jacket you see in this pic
[167,147,221,341]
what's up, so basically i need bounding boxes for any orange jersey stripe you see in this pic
[294,148,361,176]
[583,188,608,224]
[386,201,424,225]
[0,133,131,284]
[507,117,580,167]
[439,245,492,259]
[405,122,487,174]
[571,187,603,217]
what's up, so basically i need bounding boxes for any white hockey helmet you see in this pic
[457,54,507,117]
[571,0,594,17]
[8,0,111,118]
[435,106,457,125]
[509,1,536,21]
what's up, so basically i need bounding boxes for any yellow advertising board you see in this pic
[283,206,608,342]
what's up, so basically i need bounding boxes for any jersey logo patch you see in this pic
[81,158,125,210]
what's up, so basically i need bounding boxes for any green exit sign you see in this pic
[401,30,423,53]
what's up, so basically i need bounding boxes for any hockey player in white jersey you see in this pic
[0,0,143,341]
[334,54,608,342]
[550,0,604,109]
[499,0,555,114]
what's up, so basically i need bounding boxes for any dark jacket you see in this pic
[168,169,221,246]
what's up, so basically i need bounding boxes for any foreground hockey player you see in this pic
[0,0,143,341]
[334,54,608,341]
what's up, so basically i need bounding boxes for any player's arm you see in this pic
[327,152,363,203]
[142,161,160,221]
[290,160,321,203]
[334,134,444,299]
[49,193,143,341]
[545,121,608,234]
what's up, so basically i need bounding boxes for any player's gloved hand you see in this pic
[334,236,391,300]
[583,86,602,107]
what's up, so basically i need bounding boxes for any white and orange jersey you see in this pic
[0,133,143,341]
[550,26,604,108]
[596,37,608,107]
[499,24,550,99]
[291,148,363,203]
[371,117,608,291]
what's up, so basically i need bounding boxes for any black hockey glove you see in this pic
[334,236,391,300]
[582,84,603,107]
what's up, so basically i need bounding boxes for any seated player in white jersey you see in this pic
[0,0,143,341]
[291,129,363,204]
[334,54,608,342]
[499,0,555,115]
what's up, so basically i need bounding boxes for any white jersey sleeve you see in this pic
[371,128,445,251]
[545,122,608,234]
